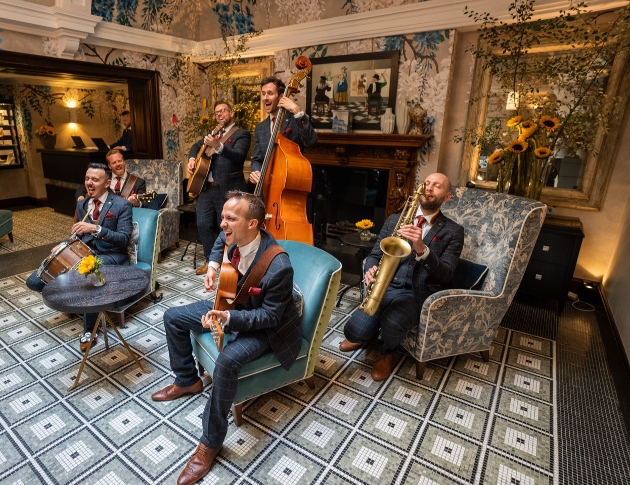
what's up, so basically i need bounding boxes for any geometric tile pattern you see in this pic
[2,223,627,484]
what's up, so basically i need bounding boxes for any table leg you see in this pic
[103,312,150,375]
[67,316,102,392]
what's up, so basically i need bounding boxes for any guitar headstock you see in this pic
[137,191,157,202]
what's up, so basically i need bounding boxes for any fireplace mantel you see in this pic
[305,132,431,218]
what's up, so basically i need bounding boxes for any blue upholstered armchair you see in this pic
[190,240,342,425]
[124,159,182,258]
[403,187,547,378]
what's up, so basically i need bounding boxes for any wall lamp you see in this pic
[69,107,77,124]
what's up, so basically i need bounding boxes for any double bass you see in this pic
[254,57,314,245]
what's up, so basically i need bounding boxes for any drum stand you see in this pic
[67,311,150,391]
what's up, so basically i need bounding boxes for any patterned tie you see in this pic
[416,216,426,228]
[217,128,225,140]
[93,200,101,221]
[114,177,121,195]
[231,247,241,273]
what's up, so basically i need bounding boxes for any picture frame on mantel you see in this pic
[305,51,399,131]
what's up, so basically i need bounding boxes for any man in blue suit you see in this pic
[110,110,132,152]
[249,76,318,185]
[26,162,133,351]
[152,191,300,485]
[340,173,464,381]
[188,101,251,275]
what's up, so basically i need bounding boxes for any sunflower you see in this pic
[198,115,211,125]
[539,115,560,131]
[488,150,504,164]
[534,146,552,159]
[45,126,56,136]
[507,139,528,153]
[355,219,374,230]
[78,255,96,275]
[507,115,522,127]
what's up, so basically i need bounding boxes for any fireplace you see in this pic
[304,132,430,271]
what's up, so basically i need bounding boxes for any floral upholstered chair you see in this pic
[125,159,182,259]
[403,187,547,378]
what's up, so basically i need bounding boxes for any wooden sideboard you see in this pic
[304,133,431,219]
[518,215,584,310]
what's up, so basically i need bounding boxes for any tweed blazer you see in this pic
[76,173,148,207]
[188,127,251,191]
[250,111,318,173]
[76,190,133,265]
[209,229,301,370]
[365,211,465,295]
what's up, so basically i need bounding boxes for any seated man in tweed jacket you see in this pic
[152,191,300,485]
[340,173,465,381]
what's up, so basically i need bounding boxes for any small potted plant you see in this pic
[34,121,56,149]
[77,254,105,286]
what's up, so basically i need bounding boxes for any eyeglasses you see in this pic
[214,108,230,115]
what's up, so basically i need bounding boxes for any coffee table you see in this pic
[42,265,151,391]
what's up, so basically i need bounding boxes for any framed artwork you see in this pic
[305,51,399,131]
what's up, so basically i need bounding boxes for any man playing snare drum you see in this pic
[26,162,133,351]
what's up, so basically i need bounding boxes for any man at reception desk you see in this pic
[75,149,147,208]
[110,110,132,152]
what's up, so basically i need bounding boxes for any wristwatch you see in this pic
[415,245,429,261]
[93,225,102,237]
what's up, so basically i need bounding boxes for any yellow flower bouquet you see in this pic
[356,219,374,241]
[77,254,106,286]
[34,120,57,149]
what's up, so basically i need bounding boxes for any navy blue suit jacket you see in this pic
[250,111,318,173]
[365,211,464,295]
[188,127,251,191]
[111,128,132,151]
[76,190,133,265]
[75,174,148,207]
[209,229,301,370]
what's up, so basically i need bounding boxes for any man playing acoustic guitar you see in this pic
[153,191,300,485]
[188,101,251,275]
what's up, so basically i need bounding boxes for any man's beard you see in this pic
[420,195,444,212]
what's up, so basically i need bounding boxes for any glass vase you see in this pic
[359,229,372,241]
[90,272,106,287]
[508,154,551,200]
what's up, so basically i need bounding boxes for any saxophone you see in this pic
[359,182,426,316]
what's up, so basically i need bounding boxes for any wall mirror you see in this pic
[458,46,630,210]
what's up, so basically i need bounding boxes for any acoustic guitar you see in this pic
[187,126,222,197]
[205,247,239,351]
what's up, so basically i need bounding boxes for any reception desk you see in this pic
[39,148,108,216]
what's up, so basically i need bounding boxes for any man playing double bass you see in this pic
[188,101,251,275]
[249,76,318,185]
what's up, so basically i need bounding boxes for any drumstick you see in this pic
[70,208,93,239]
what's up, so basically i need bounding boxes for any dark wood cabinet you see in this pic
[518,215,584,309]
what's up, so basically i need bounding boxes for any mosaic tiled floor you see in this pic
[0,208,73,254]
[0,241,564,485]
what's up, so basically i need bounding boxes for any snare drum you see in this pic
[36,238,93,284]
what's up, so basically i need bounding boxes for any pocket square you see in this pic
[105,211,116,219]
[248,287,262,296]
[226,139,233,144]
[432,235,440,242]
[283,127,293,136]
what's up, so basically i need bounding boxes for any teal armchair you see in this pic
[191,240,342,425]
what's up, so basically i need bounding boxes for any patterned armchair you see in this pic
[402,187,547,378]
[125,159,182,258]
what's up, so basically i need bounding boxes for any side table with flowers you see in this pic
[356,219,375,241]
[78,254,106,286]
[35,121,57,149]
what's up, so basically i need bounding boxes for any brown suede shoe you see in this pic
[339,339,365,352]
[195,263,208,275]
[177,443,221,485]
[371,353,394,381]
[151,381,203,401]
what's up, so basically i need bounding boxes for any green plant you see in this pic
[460,0,630,194]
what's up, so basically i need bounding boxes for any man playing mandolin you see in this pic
[26,162,133,352]
[188,101,251,275]
[249,76,318,185]
[153,190,300,485]
[76,148,148,208]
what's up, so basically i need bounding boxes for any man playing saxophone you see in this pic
[339,173,464,381]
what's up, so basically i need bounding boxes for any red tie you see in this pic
[231,247,241,273]
[114,177,121,195]
[217,128,225,140]
[93,200,101,221]
[416,216,426,228]
[272,116,276,126]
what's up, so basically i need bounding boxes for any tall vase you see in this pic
[380,107,395,134]
[508,154,551,200]
[395,101,410,134]
[41,135,56,150]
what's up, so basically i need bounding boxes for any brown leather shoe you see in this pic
[151,381,203,401]
[177,443,221,485]
[339,339,365,352]
[195,263,208,275]
[371,353,394,381]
